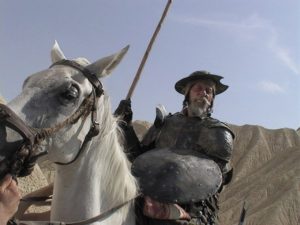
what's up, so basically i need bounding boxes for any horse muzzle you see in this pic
[0,104,48,180]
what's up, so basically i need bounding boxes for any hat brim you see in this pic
[175,73,228,95]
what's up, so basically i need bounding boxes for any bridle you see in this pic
[49,59,104,165]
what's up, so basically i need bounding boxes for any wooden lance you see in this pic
[125,0,173,100]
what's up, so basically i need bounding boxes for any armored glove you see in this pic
[114,99,133,124]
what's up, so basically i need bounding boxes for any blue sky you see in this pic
[0,0,299,129]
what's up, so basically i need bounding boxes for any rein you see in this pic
[17,194,139,225]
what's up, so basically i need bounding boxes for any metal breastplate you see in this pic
[155,113,234,163]
[133,114,234,204]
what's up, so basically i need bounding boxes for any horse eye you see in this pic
[60,85,79,101]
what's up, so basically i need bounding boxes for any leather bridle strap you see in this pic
[0,104,37,148]
[54,115,97,166]
[65,195,137,225]
[50,60,103,97]
[49,60,103,133]
[0,104,47,178]
[49,60,104,165]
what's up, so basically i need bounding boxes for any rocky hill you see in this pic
[219,124,300,225]
[0,95,5,104]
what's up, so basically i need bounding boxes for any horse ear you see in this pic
[51,40,66,63]
[86,45,129,78]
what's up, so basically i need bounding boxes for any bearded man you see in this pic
[115,70,235,225]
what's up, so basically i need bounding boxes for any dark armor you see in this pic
[132,112,234,225]
[142,113,234,175]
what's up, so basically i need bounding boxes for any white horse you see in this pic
[9,42,138,225]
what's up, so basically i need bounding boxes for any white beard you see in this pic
[187,98,211,118]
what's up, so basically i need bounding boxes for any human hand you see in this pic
[114,99,133,124]
[0,174,21,225]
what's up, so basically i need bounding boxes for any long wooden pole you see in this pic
[126,0,173,100]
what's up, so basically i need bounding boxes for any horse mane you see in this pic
[74,57,137,206]
[93,95,138,217]
[72,57,137,218]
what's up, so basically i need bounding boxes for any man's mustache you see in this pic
[192,97,211,106]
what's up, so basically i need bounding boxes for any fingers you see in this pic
[125,98,131,104]
[114,99,133,118]
[121,99,131,107]
[0,174,21,199]
[8,179,21,199]
[0,174,13,192]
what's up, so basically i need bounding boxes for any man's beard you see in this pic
[187,97,211,118]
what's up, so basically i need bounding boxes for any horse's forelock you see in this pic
[72,57,91,67]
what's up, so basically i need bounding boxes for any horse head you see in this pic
[7,41,128,165]
[4,42,137,225]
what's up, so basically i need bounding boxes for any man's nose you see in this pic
[198,89,207,96]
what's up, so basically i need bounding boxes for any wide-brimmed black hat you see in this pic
[175,70,228,95]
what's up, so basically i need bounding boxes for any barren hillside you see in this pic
[219,124,300,225]
[0,95,6,104]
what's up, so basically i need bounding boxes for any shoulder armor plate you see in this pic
[203,118,235,138]
[153,104,169,128]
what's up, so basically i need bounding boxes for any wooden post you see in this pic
[126,0,173,100]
